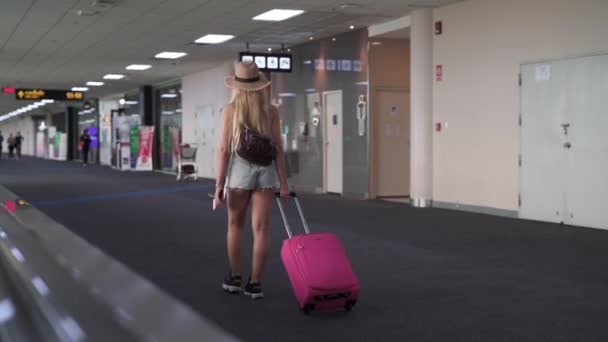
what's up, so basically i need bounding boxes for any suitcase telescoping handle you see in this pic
[275,192,311,239]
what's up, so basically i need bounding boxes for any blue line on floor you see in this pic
[30,184,214,207]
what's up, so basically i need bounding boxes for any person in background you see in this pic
[79,129,92,165]
[14,132,23,159]
[7,133,15,159]
[0,131,4,159]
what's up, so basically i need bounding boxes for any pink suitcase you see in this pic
[276,192,359,314]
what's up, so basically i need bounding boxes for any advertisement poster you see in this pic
[136,126,154,171]
[170,127,180,170]
[36,132,46,158]
[54,133,61,160]
[129,125,140,169]
[163,125,171,168]
[113,115,140,168]
[58,133,67,160]
[87,126,99,148]
[100,112,112,166]
[120,142,131,171]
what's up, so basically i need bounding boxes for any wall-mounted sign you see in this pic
[15,88,84,101]
[2,87,16,93]
[435,21,443,35]
[239,52,292,72]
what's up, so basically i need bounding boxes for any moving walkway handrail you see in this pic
[0,185,239,342]
[0,201,78,341]
[0,200,106,341]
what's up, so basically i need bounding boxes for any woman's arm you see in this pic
[215,105,233,188]
[271,106,288,193]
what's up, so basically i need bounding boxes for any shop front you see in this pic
[76,100,100,164]
[156,83,182,172]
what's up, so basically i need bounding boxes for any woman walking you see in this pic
[214,61,288,299]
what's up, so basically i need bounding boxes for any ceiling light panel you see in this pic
[253,9,305,22]
[194,34,235,44]
[126,64,151,70]
[155,52,187,59]
[103,74,125,80]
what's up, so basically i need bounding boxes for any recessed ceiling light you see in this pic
[126,64,151,70]
[194,34,235,44]
[72,87,89,92]
[253,9,304,22]
[267,48,272,52]
[309,36,314,40]
[42,99,54,103]
[332,37,336,42]
[161,93,178,98]
[103,74,125,80]
[86,81,104,86]
[155,51,187,59]
[371,41,382,46]
[350,25,355,30]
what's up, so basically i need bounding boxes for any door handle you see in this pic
[563,142,571,149]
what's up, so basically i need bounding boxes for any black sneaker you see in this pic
[243,279,264,299]
[222,273,242,293]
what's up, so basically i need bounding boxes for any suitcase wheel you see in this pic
[345,300,357,312]
[302,304,315,315]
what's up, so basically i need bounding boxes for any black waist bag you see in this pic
[236,128,277,166]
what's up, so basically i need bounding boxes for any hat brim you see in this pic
[224,73,271,91]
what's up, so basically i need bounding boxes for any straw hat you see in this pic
[224,61,271,91]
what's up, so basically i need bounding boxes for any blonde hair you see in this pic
[230,88,271,151]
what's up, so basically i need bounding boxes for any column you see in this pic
[410,9,433,207]
[67,106,78,161]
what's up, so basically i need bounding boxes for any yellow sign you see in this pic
[66,91,83,100]
[17,89,46,100]
[15,88,84,101]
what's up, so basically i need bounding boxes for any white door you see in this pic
[520,54,608,229]
[193,105,217,178]
[563,54,608,229]
[520,62,569,224]
[323,90,343,194]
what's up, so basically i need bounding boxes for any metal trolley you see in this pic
[177,143,198,181]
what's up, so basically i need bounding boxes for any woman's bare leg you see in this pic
[227,189,251,275]
[250,189,273,283]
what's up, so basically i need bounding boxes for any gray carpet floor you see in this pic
[1,157,608,342]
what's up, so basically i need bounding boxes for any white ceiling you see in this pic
[0,0,463,116]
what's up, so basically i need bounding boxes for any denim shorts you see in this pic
[226,154,277,190]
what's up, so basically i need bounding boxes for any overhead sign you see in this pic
[15,88,84,101]
[2,87,16,93]
[239,52,292,73]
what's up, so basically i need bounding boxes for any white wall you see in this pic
[182,61,234,179]
[432,0,608,211]
[0,116,35,156]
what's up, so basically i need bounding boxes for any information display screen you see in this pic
[239,52,292,73]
